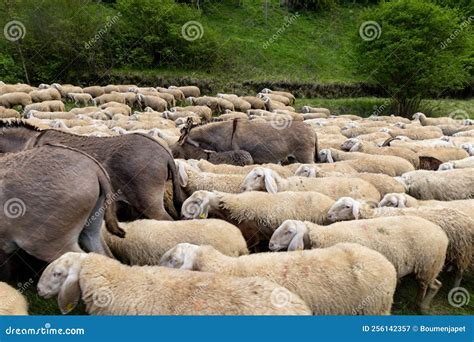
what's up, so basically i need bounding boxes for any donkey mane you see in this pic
[0,119,41,131]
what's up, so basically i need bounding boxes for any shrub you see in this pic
[355,0,472,117]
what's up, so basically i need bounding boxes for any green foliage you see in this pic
[355,0,472,116]
[0,0,220,83]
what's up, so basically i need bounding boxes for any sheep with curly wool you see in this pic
[160,242,396,315]
[327,197,472,288]
[103,219,248,266]
[29,88,61,102]
[269,217,448,313]
[0,282,28,315]
[181,190,335,251]
[240,167,381,202]
[398,169,474,200]
[37,252,311,315]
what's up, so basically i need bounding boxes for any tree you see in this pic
[355,0,472,116]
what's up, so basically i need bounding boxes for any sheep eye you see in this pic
[345,205,351,209]
[53,272,61,277]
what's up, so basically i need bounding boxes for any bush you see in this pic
[355,0,472,116]
[0,0,221,83]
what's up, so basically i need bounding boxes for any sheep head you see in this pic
[37,252,87,314]
[327,197,361,222]
[438,162,454,171]
[269,220,308,252]
[159,243,200,270]
[294,164,318,178]
[181,190,214,220]
[379,193,407,208]
[340,138,359,151]
[241,167,279,193]
[412,112,425,121]
[318,149,334,163]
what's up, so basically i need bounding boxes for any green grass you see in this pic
[111,2,365,85]
[295,97,474,118]
[23,270,473,316]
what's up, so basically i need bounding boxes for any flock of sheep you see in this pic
[0,81,473,316]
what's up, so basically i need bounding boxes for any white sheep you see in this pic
[438,156,474,170]
[23,100,65,115]
[181,190,336,251]
[269,217,448,313]
[379,192,474,221]
[0,282,28,315]
[160,243,397,315]
[327,197,473,288]
[240,167,381,202]
[37,252,311,315]
[103,219,248,265]
[398,169,474,200]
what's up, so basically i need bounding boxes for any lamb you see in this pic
[136,94,167,112]
[327,197,473,288]
[0,107,20,119]
[51,83,83,97]
[66,93,93,106]
[438,156,474,170]
[160,243,396,315]
[341,138,419,168]
[260,89,296,105]
[413,112,458,126]
[269,217,448,313]
[29,88,61,102]
[379,192,474,221]
[169,85,201,98]
[217,94,251,112]
[240,96,266,109]
[23,100,65,115]
[38,252,311,315]
[398,169,474,200]
[103,219,248,266]
[156,87,185,101]
[262,97,295,112]
[181,190,337,251]
[27,111,76,120]
[240,167,381,202]
[93,93,127,106]
[82,86,105,98]
[0,92,32,108]
[152,92,176,107]
[318,148,415,176]
[171,106,212,122]
[258,92,292,106]
[175,160,245,195]
[0,282,28,315]
[294,165,405,196]
[301,106,330,115]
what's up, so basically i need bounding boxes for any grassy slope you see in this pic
[115,2,363,84]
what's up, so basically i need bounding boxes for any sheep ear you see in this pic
[308,168,316,177]
[398,196,406,208]
[58,274,81,314]
[263,169,278,193]
[326,151,334,163]
[288,231,304,251]
[351,200,360,219]
[176,163,188,187]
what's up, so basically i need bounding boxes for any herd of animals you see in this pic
[0,81,473,316]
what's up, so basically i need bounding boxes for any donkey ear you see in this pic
[263,169,278,193]
[58,274,81,314]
